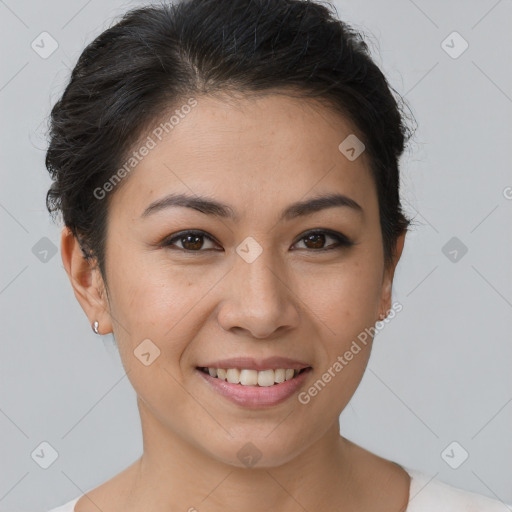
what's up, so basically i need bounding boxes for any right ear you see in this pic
[60,226,113,335]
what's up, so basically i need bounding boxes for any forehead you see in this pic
[107,93,376,222]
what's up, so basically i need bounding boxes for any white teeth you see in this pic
[226,368,240,384]
[285,369,295,380]
[203,367,305,386]
[240,369,258,386]
[257,369,275,387]
[274,369,285,383]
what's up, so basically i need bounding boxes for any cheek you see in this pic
[298,263,380,411]
[302,256,383,335]
[105,251,226,379]
[106,247,206,328]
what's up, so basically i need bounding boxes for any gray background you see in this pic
[1,0,511,510]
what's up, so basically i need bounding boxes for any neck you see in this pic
[128,399,360,512]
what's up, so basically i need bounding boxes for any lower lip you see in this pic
[196,368,312,408]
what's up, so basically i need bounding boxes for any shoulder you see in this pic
[46,459,141,512]
[45,495,82,512]
[405,468,510,512]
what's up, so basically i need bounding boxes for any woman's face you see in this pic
[69,93,403,468]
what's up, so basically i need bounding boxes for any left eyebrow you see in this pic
[140,192,364,222]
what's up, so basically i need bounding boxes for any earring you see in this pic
[92,320,100,335]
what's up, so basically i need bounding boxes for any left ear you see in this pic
[378,231,406,320]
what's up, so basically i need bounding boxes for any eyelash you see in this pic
[160,229,354,253]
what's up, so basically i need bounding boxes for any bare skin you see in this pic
[61,92,409,511]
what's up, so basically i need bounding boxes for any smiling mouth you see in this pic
[197,367,311,387]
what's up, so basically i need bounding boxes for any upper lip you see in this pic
[197,356,312,372]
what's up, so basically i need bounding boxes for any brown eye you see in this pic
[179,233,203,250]
[293,230,354,251]
[162,231,218,252]
[303,232,327,249]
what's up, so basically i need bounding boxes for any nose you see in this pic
[216,247,300,339]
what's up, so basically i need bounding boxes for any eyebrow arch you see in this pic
[141,192,363,222]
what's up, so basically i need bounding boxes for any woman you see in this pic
[44,0,507,510]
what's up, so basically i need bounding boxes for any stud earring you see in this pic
[92,320,100,335]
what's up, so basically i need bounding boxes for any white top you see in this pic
[46,466,509,511]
